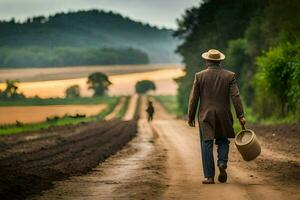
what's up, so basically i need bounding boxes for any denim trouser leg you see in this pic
[199,127,215,178]
[215,138,230,167]
[199,127,230,178]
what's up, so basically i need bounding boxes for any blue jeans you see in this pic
[199,127,230,178]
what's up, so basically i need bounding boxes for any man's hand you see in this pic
[239,117,246,127]
[188,120,195,127]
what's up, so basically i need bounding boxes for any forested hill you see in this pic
[0,10,180,67]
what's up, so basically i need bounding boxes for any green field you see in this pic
[115,96,131,119]
[0,96,116,106]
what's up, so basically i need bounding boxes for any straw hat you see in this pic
[201,49,225,61]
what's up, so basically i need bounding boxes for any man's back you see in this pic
[196,67,234,112]
[188,66,244,140]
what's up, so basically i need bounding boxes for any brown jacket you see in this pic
[188,65,244,140]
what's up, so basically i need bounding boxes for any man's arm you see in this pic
[229,74,246,126]
[188,74,200,127]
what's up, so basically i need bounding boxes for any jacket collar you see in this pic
[207,63,221,69]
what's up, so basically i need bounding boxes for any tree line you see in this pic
[175,0,300,120]
[1,73,156,100]
[0,47,149,68]
[0,9,179,64]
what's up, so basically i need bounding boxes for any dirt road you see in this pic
[28,96,300,199]
[150,100,296,200]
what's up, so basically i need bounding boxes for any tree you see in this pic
[0,10,178,65]
[135,80,156,94]
[225,38,249,76]
[254,42,300,117]
[174,0,263,114]
[65,85,81,98]
[174,0,299,118]
[0,47,149,68]
[0,80,25,99]
[225,38,254,105]
[87,72,112,96]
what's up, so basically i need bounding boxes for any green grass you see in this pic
[153,95,298,134]
[232,103,257,133]
[233,102,299,132]
[0,96,120,135]
[256,115,299,125]
[0,96,115,106]
[153,95,258,133]
[153,95,183,117]
[115,96,130,119]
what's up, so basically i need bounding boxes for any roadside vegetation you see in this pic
[153,95,273,133]
[174,0,300,123]
[153,95,183,117]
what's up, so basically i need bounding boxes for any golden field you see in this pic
[0,104,106,124]
[0,65,184,98]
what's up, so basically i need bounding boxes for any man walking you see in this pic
[188,49,246,184]
[146,100,154,122]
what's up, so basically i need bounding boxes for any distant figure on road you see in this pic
[146,101,154,122]
[188,49,246,184]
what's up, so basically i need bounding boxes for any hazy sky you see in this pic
[0,0,201,29]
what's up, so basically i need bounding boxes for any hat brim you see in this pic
[201,52,225,61]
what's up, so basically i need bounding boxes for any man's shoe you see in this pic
[218,164,227,183]
[202,177,215,184]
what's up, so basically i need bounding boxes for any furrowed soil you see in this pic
[30,96,167,200]
[0,94,139,200]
